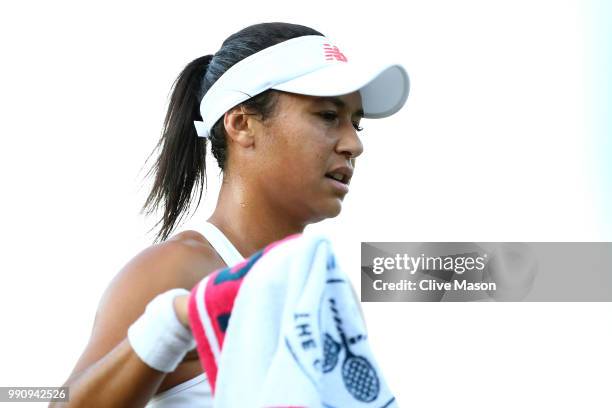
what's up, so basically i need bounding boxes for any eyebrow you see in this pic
[313,96,364,118]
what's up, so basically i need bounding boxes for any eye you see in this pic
[319,111,339,122]
[319,111,364,132]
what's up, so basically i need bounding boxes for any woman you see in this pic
[55,22,409,407]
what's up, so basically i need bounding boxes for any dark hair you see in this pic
[140,22,324,243]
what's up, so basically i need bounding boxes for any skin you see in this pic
[175,89,364,325]
[56,90,364,407]
[208,89,364,258]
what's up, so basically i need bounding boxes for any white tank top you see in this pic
[145,221,245,408]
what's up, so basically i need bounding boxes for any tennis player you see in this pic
[54,22,409,407]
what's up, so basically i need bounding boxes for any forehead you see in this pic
[281,91,364,117]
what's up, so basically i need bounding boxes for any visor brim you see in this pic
[271,61,409,119]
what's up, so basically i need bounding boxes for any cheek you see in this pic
[257,112,335,196]
[284,127,331,184]
[273,141,322,193]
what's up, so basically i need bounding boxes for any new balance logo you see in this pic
[323,43,348,62]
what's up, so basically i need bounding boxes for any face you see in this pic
[247,90,364,224]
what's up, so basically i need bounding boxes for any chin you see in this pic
[319,199,343,220]
[303,195,344,224]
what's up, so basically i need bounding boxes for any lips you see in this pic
[324,165,353,185]
[325,176,350,194]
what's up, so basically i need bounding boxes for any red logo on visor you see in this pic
[323,43,348,62]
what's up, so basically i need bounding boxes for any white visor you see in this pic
[194,35,410,138]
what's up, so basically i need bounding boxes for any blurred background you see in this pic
[0,1,610,406]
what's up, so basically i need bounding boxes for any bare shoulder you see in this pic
[167,229,209,247]
[165,229,226,285]
[66,229,224,380]
[107,229,221,294]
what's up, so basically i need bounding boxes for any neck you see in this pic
[207,173,306,258]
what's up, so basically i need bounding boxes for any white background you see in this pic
[1,1,611,407]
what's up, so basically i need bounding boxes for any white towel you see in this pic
[188,231,398,408]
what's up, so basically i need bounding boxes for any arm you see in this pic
[51,338,166,408]
[50,241,196,408]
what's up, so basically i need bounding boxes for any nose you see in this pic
[336,121,364,160]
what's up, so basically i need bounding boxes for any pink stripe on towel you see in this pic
[187,233,302,394]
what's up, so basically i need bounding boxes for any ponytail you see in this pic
[141,55,213,243]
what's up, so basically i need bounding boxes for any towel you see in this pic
[187,231,398,408]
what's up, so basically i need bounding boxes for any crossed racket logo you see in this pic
[324,297,380,402]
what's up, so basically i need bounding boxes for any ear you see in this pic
[223,106,256,148]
